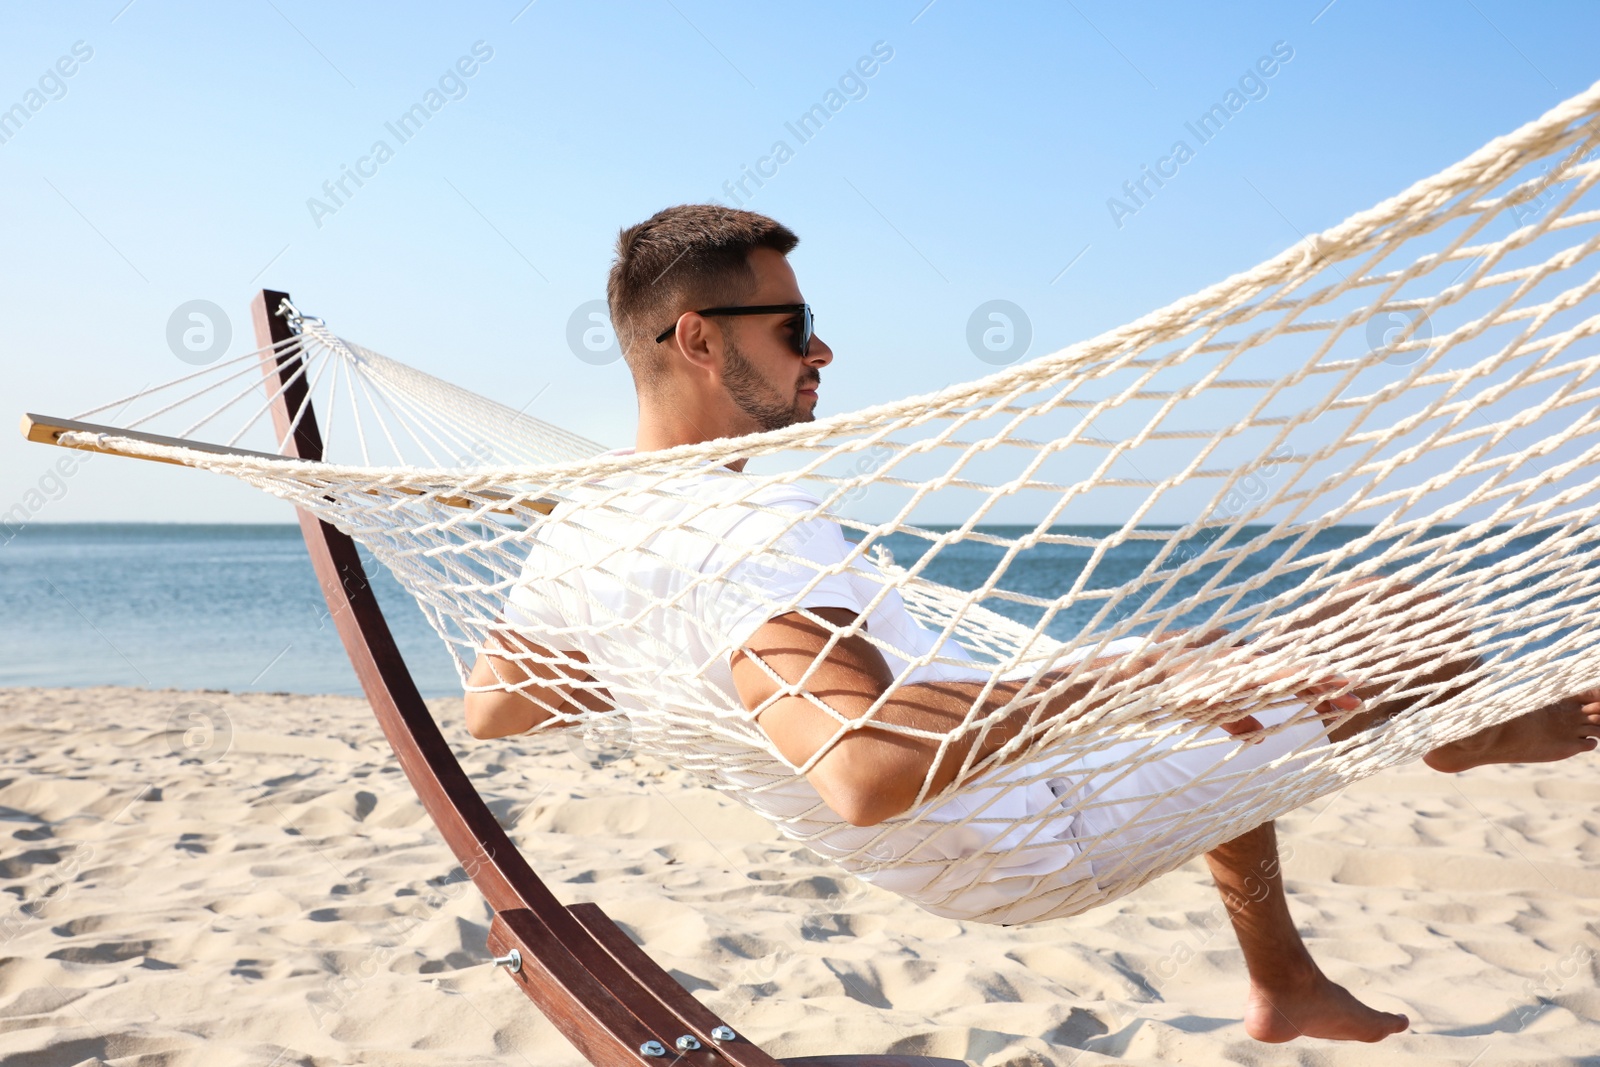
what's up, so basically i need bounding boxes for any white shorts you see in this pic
[863,698,1331,926]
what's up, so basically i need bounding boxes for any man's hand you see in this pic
[1140,630,1361,740]
[1196,668,1362,740]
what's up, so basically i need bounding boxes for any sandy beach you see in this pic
[2,685,1598,1066]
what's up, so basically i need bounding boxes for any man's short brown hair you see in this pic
[607,204,798,392]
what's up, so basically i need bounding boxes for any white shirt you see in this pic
[504,448,1107,917]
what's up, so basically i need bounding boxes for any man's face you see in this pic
[716,247,832,433]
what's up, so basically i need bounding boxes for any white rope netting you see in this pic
[58,80,1600,924]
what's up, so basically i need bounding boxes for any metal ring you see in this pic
[274,297,325,334]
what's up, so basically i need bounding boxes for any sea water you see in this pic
[0,522,1569,696]
[0,524,457,695]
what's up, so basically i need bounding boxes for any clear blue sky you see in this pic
[4,0,1597,523]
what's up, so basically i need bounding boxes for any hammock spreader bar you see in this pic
[21,411,552,516]
[21,411,288,465]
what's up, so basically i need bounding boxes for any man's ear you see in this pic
[672,312,722,381]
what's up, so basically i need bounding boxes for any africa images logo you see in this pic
[306,41,495,229]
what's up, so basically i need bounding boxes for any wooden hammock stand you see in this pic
[25,289,966,1067]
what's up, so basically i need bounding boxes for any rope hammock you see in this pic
[29,78,1600,933]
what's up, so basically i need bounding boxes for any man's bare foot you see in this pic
[1424,688,1600,773]
[1243,968,1410,1043]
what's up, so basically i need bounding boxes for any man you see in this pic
[464,204,1600,1045]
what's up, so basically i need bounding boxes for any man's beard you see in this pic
[722,339,814,432]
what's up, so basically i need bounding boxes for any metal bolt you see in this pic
[639,1040,667,1058]
[675,1035,702,1052]
[490,949,522,973]
[710,1026,737,1042]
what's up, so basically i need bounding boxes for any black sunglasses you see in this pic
[654,304,815,358]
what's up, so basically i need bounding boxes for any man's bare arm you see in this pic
[464,630,612,739]
[730,607,1197,827]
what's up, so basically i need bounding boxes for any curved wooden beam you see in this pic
[250,289,973,1067]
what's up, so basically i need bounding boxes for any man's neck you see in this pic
[635,407,749,471]
[631,435,747,472]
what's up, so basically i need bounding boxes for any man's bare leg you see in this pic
[1266,578,1600,769]
[1204,821,1410,1042]
[1190,578,1594,1042]
[1423,689,1600,772]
